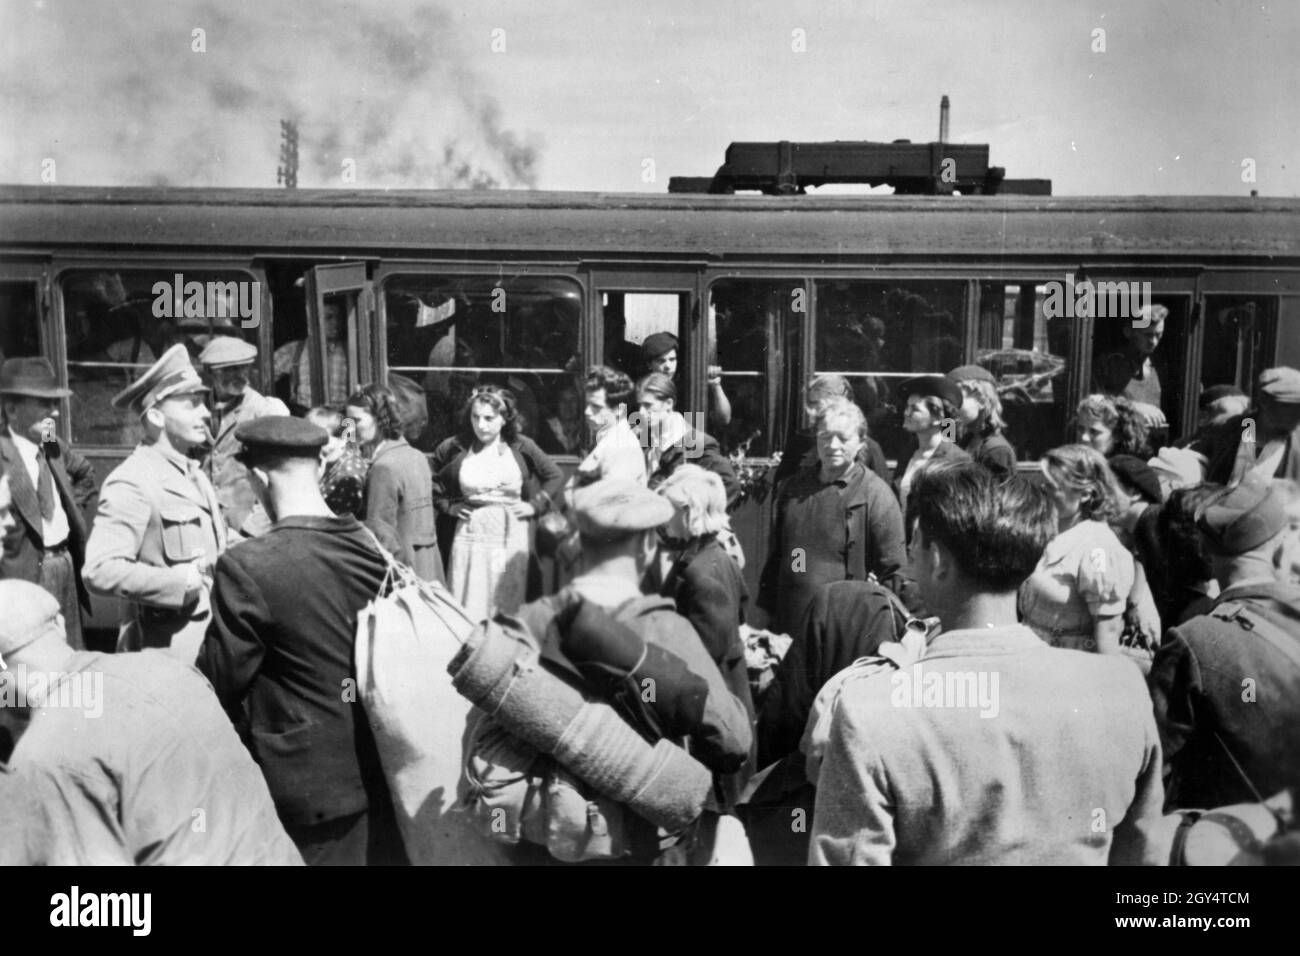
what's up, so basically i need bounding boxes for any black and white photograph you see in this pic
[0,0,1297,918]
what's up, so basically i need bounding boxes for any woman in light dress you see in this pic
[430,385,563,623]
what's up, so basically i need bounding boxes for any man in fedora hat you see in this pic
[0,356,97,649]
[83,344,228,663]
[198,335,288,533]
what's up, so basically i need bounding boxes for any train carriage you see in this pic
[1,184,1298,631]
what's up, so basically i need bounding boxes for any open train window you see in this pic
[813,279,966,464]
[383,274,581,453]
[976,281,1071,463]
[708,279,802,459]
[60,268,258,447]
[0,281,41,361]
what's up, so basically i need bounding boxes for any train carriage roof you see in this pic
[0,186,1297,261]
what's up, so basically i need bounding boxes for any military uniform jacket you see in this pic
[206,387,289,531]
[1150,581,1300,811]
[83,443,227,662]
[0,432,95,611]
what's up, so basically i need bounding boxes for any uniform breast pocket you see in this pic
[159,507,208,564]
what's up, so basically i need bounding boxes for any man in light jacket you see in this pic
[810,463,1166,865]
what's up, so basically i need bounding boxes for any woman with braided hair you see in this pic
[346,382,445,584]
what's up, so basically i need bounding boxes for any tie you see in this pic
[36,448,54,521]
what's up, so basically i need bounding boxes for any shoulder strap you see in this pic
[1210,599,1300,672]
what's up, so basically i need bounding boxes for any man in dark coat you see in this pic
[1150,473,1300,812]
[197,416,407,866]
[0,357,95,649]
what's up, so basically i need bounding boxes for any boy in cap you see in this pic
[83,344,228,662]
[1206,366,1300,484]
[640,330,733,429]
[196,416,407,865]
[0,356,96,649]
[1150,473,1300,811]
[198,335,289,533]
[0,579,302,865]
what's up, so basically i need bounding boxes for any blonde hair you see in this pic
[657,464,730,538]
[1042,444,1126,524]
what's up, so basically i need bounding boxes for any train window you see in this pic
[61,269,259,447]
[813,279,966,464]
[383,275,581,453]
[601,292,689,381]
[976,282,1070,463]
[0,281,41,361]
[1200,295,1277,397]
[273,294,353,411]
[709,279,802,458]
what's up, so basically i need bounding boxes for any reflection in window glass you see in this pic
[977,282,1069,462]
[385,275,581,453]
[62,269,258,446]
[814,280,966,463]
[1200,295,1275,397]
[709,279,801,458]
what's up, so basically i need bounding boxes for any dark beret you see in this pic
[897,374,963,410]
[1106,454,1163,504]
[641,332,679,362]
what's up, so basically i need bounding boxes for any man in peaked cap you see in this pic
[196,416,407,866]
[83,344,228,663]
[0,357,97,649]
[198,335,288,534]
[1150,472,1300,812]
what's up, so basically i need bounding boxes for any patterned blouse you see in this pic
[321,449,368,519]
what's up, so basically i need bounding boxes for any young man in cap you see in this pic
[0,357,97,649]
[198,335,289,533]
[83,343,228,663]
[1206,367,1300,485]
[1149,473,1300,811]
[196,416,407,866]
[0,579,302,865]
[810,465,1166,865]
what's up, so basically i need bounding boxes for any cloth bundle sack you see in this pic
[355,533,512,865]
[462,712,632,862]
[448,615,714,834]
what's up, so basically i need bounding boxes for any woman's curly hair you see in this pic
[1075,393,1152,458]
[346,383,405,441]
[459,384,519,445]
[1042,443,1127,524]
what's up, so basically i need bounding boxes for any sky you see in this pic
[0,0,1296,196]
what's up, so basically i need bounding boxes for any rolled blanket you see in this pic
[449,621,713,833]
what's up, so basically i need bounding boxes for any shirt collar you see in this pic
[6,427,37,456]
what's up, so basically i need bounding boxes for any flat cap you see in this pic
[897,374,963,410]
[1147,447,1207,490]
[947,364,997,385]
[572,478,674,542]
[198,335,258,368]
[641,332,679,362]
[1107,454,1163,504]
[1196,472,1290,555]
[111,344,207,414]
[1258,367,1300,406]
[234,415,328,462]
[0,580,62,656]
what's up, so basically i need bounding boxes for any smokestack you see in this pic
[938,95,950,144]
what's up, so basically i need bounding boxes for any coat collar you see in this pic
[371,437,409,463]
[922,623,1046,661]
[135,443,212,509]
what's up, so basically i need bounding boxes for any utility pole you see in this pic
[277,120,299,188]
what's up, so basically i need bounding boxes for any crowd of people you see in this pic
[2,320,1299,866]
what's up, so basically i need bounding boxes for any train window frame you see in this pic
[0,264,47,364]
[52,259,267,450]
[375,267,586,455]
